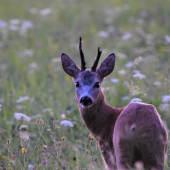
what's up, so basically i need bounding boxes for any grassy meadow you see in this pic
[0,0,170,169]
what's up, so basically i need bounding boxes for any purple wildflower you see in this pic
[43,160,46,164]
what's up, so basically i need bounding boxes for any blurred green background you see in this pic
[0,0,170,169]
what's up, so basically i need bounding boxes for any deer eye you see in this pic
[75,82,79,87]
[94,82,100,88]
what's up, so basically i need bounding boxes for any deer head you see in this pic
[61,37,115,109]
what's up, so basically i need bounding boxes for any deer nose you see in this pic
[80,96,92,106]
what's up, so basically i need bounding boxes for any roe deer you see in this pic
[61,37,168,170]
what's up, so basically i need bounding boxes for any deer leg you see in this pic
[141,151,165,170]
[137,131,167,170]
[114,137,166,170]
[139,142,165,170]
[114,138,137,170]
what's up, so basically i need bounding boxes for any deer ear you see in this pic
[61,53,80,78]
[97,53,115,78]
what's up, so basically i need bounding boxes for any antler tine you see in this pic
[91,47,102,72]
[79,37,86,71]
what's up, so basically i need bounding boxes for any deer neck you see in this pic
[78,92,123,142]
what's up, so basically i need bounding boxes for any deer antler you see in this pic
[79,37,86,71]
[91,47,102,72]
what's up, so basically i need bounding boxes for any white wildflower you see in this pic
[125,61,133,68]
[30,7,38,14]
[60,120,73,127]
[9,19,21,25]
[9,25,19,31]
[133,70,141,74]
[121,33,132,40]
[116,52,127,59]
[28,164,34,170]
[16,105,26,110]
[61,114,66,118]
[14,113,31,121]
[118,69,126,75]
[29,62,38,68]
[21,20,33,29]
[102,49,110,54]
[111,78,119,83]
[97,31,109,38]
[159,103,169,112]
[19,20,33,36]
[43,145,47,149]
[6,121,14,125]
[130,98,142,103]
[19,125,30,140]
[16,96,29,103]
[165,35,170,43]
[39,8,52,17]
[101,87,110,91]
[134,161,144,170]
[0,19,7,28]
[17,49,34,58]
[121,96,130,100]
[19,125,28,131]
[51,58,60,63]
[133,73,146,79]
[78,144,83,149]
[162,95,170,102]
[153,81,161,86]
[134,56,142,65]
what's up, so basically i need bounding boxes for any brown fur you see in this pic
[79,92,123,169]
[114,102,167,170]
[61,52,168,170]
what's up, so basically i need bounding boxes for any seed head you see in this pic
[90,141,93,146]
[7,139,10,146]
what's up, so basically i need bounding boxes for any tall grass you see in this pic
[0,0,170,169]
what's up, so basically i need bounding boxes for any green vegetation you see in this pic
[0,0,170,169]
